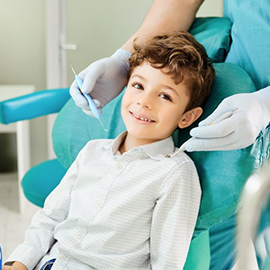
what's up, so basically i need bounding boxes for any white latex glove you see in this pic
[70,49,131,117]
[186,86,270,151]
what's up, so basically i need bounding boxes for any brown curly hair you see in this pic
[128,31,215,112]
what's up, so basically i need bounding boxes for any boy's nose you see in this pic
[136,93,152,109]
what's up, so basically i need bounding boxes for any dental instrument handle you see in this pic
[179,137,194,152]
[211,108,236,125]
[74,73,100,120]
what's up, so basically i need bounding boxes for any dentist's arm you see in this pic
[186,86,270,151]
[70,0,203,116]
[121,0,203,52]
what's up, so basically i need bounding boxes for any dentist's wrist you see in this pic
[110,49,132,73]
[110,49,132,61]
[257,86,270,108]
[255,86,270,128]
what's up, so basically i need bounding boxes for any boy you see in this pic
[4,31,215,270]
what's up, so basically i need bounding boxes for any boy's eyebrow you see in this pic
[131,74,147,81]
[160,84,179,96]
[131,74,179,96]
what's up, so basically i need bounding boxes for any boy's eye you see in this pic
[132,83,144,90]
[160,93,173,102]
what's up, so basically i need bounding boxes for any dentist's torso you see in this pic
[224,0,270,90]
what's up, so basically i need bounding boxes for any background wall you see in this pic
[65,0,223,86]
[0,0,223,169]
[0,0,47,169]
[65,0,154,86]
[198,0,223,17]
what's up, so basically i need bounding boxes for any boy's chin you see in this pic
[126,131,168,144]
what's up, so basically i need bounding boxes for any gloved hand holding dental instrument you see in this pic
[70,65,108,132]
[185,87,270,151]
[69,49,131,117]
[178,108,238,152]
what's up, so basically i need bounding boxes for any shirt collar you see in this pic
[104,131,176,160]
[111,131,127,155]
[141,136,175,159]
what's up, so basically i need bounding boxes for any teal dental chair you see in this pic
[0,89,70,206]
[1,17,269,269]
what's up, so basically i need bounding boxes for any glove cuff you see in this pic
[110,49,132,72]
[255,86,270,128]
[111,48,132,61]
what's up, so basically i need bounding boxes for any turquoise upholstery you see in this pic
[0,88,70,124]
[179,63,258,233]
[189,17,231,63]
[22,159,66,207]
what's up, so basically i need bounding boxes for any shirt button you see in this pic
[115,163,123,170]
[75,231,83,240]
[59,254,66,261]
[94,200,102,208]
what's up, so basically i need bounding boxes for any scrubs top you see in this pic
[224,0,270,90]
[209,2,270,269]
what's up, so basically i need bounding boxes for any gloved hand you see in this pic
[70,49,131,117]
[186,86,270,151]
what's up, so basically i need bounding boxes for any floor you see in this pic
[0,172,40,262]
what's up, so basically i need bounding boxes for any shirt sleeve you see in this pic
[5,151,82,269]
[150,160,201,270]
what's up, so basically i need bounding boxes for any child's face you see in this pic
[121,62,201,146]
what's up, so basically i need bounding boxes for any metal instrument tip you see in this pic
[70,65,77,76]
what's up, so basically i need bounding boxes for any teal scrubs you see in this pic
[224,0,270,90]
[209,1,270,269]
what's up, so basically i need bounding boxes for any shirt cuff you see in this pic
[5,244,43,270]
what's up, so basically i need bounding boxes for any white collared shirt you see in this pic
[7,132,201,270]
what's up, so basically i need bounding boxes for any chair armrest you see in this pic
[0,88,70,124]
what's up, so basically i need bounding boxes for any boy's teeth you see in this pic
[133,113,153,122]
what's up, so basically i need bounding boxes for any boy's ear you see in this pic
[178,107,203,129]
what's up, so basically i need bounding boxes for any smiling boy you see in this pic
[4,32,215,270]
[120,32,214,153]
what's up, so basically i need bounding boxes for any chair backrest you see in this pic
[53,16,232,169]
[52,17,270,234]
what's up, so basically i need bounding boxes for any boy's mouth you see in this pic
[130,111,156,122]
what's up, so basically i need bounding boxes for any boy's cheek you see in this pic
[121,90,136,108]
